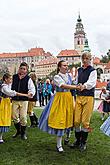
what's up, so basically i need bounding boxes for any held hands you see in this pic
[28,92,33,98]
[76,83,86,91]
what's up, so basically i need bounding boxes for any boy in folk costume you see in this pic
[11,62,35,140]
[0,73,30,143]
[70,52,97,151]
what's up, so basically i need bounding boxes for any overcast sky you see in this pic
[0,0,110,57]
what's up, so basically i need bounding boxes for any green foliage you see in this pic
[68,62,81,69]
[0,110,110,165]
[100,49,110,63]
[100,55,109,63]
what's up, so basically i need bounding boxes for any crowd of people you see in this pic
[0,52,110,154]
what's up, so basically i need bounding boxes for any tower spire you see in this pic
[77,11,82,22]
[74,13,86,55]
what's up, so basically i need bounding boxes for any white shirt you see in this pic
[75,69,97,90]
[28,78,36,96]
[54,72,69,87]
[84,70,97,90]
[1,83,17,97]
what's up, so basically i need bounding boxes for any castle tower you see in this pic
[82,38,91,53]
[74,13,86,55]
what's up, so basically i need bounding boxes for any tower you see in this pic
[74,13,86,55]
[82,38,91,53]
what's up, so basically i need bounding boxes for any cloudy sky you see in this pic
[0,0,110,57]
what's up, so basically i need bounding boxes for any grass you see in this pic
[0,108,110,165]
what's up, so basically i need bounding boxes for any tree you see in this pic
[100,49,110,63]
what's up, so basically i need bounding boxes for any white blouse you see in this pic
[1,83,17,97]
[54,72,69,87]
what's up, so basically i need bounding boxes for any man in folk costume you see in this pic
[11,62,35,140]
[70,52,97,151]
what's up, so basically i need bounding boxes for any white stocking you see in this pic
[57,136,62,148]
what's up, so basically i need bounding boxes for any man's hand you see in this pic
[79,84,86,91]
[28,93,33,98]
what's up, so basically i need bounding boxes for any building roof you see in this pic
[0,47,52,58]
[57,49,79,57]
[96,80,107,88]
[105,61,110,69]
[93,57,100,64]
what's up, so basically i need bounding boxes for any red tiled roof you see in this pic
[105,61,110,69]
[96,80,107,88]
[93,57,100,64]
[28,48,44,53]
[0,47,52,58]
[57,49,79,57]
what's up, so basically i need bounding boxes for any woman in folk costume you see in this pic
[39,60,80,152]
[0,73,30,143]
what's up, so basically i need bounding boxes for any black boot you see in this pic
[33,113,39,126]
[70,131,81,149]
[29,115,36,127]
[80,131,88,152]
[13,122,21,138]
[21,126,27,140]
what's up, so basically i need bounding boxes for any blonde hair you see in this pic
[29,72,37,81]
[82,52,92,60]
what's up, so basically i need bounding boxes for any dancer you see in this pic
[39,60,80,152]
[11,62,35,140]
[70,52,97,151]
[0,73,30,143]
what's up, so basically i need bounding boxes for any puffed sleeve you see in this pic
[54,75,65,87]
[1,84,17,97]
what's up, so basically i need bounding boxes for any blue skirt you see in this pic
[38,95,65,136]
[0,126,9,133]
[100,116,110,136]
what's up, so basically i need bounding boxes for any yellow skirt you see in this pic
[0,98,12,126]
[48,92,74,129]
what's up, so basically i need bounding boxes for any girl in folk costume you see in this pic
[0,73,30,143]
[39,60,80,152]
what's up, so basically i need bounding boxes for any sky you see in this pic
[0,0,110,57]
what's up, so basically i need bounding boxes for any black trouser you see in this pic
[39,92,44,106]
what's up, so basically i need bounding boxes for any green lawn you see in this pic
[0,109,110,165]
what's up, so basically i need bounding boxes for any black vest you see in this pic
[11,74,30,101]
[77,66,95,97]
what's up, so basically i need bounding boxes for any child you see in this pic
[27,72,39,127]
[0,73,30,143]
[98,87,110,120]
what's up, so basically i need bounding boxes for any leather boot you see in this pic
[21,126,27,140]
[80,131,88,152]
[33,113,39,126]
[70,131,81,149]
[29,115,36,127]
[13,122,21,138]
